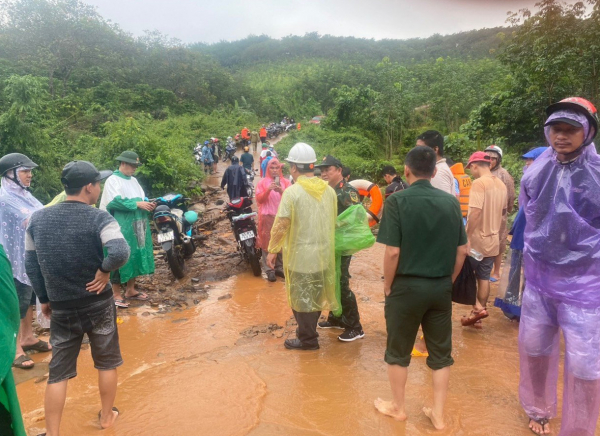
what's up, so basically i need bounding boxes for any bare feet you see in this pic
[529,418,550,435]
[423,407,445,430]
[99,407,119,429]
[374,398,407,421]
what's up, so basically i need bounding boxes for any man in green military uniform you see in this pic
[316,155,365,342]
[100,151,155,308]
[374,146,468,430]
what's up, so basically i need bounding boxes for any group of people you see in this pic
[370,97,600,436]
[0,150,156,435]
[2,95,600,435]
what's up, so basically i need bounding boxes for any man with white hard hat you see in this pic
[267,143,339,350]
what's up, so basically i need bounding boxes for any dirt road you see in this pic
[14,137,580,435]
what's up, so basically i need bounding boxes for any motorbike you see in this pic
[193,145,203,165]
[223,144,236,162]
[224,197,261,276]
[245,168,255,198]
[152,194,202,279]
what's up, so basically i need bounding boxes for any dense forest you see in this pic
[1,0,599,201]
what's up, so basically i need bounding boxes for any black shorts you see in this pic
[48,297,123,384]
[468,256,495,281]
[14,279,35,319]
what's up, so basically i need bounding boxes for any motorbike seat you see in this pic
[227,197,252,209]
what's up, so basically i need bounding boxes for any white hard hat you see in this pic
[485,145,503,158]
[285,142,317,164]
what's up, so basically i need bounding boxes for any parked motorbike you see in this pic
[223,144,236,162]
[152,194,201,279]
[245,168,255,198]
[224,197,261,276]
[193,144,203,165]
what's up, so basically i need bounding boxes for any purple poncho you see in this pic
[520,110,600,308]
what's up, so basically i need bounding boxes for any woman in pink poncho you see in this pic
[256,158,291,282]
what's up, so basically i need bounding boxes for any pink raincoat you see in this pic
[255,159,291,250]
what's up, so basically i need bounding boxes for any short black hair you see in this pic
[266,151,271,157]
[381,165,397,176]
[405,146,436,178]
[417,130,444,156]
[292,163,314,174]
[64,186,84,196]
[342,166,351,178]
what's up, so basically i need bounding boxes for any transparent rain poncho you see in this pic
[0,170,43,285]
[519,110,600,434]
[333,204,375,316]
[268,176,339,313]
[520,111,600,308]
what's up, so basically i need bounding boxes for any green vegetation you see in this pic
[1,0,599,200]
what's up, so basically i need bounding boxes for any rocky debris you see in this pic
[240,323,284,338]
[218,293,232,301]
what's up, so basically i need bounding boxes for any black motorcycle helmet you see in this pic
[0,153,38,177]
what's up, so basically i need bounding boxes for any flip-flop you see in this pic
[22,339,51,352]
[529,418,550,435]
[411,347,429,357]
[461,309,489,327]
[114,299,129,308]
[125,292,149,301]
[13,354,35,369]
[98,406,120,425]
[490,277,499,283]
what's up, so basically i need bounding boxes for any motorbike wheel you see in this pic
[183,239,196,259]
[222,154,228,162]
[166,246,186,279]
[246,244,262,277]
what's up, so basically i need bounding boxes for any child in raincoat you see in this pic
[519,98,600,436]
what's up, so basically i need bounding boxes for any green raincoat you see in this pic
[99,171,154,283]
[0,245,26,436]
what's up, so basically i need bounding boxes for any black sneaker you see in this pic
[267,271,276,282]
[338,329,365,342]
[284,338,319,350]
[318,320,344,330]
[275,270,285,279]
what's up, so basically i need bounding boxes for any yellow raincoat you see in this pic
[268,176,339,313]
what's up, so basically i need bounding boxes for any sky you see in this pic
[83,0,549,45]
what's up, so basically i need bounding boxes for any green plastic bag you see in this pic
[333,205,376,316]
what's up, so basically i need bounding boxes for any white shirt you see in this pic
[431,158,455,195]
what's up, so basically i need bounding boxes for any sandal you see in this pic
[22,339,51,352]
[114,299,129,308]
[411,347,429,357]
[125,292,149,301]
[13,354,35,369]
[461,309,489,327]
[529,418,550,435]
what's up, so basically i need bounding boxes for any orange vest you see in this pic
[241,128,249,139]
[450,163,472,218]
[259,128,267,137]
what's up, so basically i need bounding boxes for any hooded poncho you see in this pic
[99,171,154,283]
[255,159,291,250]
[268,176,339,313]
[0,170,43,285]
[520,110,600,307]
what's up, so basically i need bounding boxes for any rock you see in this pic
[142,312,151,317]
[189,203,206,214]
[151,302,159,308]
[218,293,232,301]
[158,287,167,293]
[193,299,200,305]
[204,285,210,289]
[172,318,188,323]
[191,277,200,283]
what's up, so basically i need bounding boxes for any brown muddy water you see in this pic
[14,141,589,435]
[16,242,580,436]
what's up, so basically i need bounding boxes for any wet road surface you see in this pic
[15,139,589,435]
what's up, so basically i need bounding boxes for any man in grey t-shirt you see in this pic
[25,161,130,434]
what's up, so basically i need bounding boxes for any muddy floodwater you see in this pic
[14,145,593,435]
[16,241,585,436]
